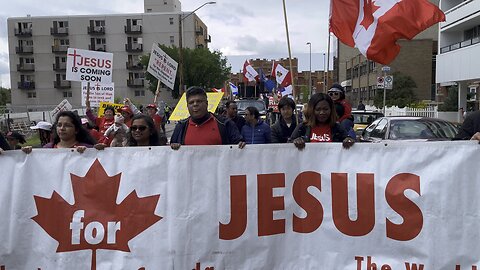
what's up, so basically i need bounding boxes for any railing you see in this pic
[52,45,68,53]
[53,80,71,89]
[383,106,439,118]
[17,63,35,72]
[124,25,142,33]
[14,28,32,37]
[16,46,34,54]
[50,27,69,36]
[88,26,105,35]
[17,81,36,90]
[125,43,143,52]
[53,62,67,71]
[89,44,106,51]
[127,78,144,87]
[126,61,143,70]
[440,36,480,53]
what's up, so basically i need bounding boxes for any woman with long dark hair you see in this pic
[289,93,355,150]
[127,114,166,146]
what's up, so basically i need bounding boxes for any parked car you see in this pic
[236,99,267,120]
[352,110,384,136]
[361,117,459,142]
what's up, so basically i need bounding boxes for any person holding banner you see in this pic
[127,114,166,147]
[271,96,297,143]
[455,110,480,142]
[22,111,98,154]
[170,87,246,150]
[289,93,355,150]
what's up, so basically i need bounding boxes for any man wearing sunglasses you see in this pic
[170,87,246,150]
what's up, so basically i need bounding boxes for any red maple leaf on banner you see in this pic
[360,0,381,30]
[32,159,161,270]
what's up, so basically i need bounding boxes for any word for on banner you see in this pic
[219,172,422,241]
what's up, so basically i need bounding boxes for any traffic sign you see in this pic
[381,66,391,72]
[385,75,393,89]
[377,77,384,89]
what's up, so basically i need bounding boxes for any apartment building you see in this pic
[436,0,480,113]
[7,0,210,111]
[336,0,441,107]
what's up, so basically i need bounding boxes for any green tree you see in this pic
[373,72,417,108]
[438,86,458,111]
[140,45,231,98]
[0,87,11,106]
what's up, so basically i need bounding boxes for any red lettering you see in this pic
[292,171,323,233]
[332,173,375,236]
[258,173,285,236]
[219,175,247,240]
[386,173,423,241]
[84,57,90,67]
[105,60,112,69]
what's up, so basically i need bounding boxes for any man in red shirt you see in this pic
[170,87,245,149]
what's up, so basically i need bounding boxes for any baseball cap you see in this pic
[30,121,53,131]
[81,118,89,125]
[146,104,157,110]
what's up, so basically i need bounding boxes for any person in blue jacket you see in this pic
[241,106,271,144]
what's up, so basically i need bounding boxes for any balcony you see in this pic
[17,63,35,72]
[17,81,35,90]
[15,46,33,54]
[14,28,32,37]
[205,35,211,43]
[436,41,480,83]
[126,61,144,70]
[440,36,480,54]
[89,44,106,52]
[50,27,69,36]
[127,78,144,88]
[125,43,143,52]
[54,80,71,89]
[52,45,68,53]
[53,62,67,71]
[195,27,204,35]
[441,0,480,30]
[124,25,142,34]
[88,26,105,35]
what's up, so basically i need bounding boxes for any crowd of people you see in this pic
[1,85,479,155]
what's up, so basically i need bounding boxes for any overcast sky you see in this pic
[0,0,333,88]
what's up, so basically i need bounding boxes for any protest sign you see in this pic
[97,102,124,117]
[146,44,178,90]
[169,92,223,121]
[51,99,73,120]
[81,82,114,107]
[66,48,113,83]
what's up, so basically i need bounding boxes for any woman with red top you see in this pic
[22,111,100,154]
[289,93,355,150]
[85,99,115,135]
[145,104,163,133]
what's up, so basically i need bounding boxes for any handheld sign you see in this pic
[51,99,73,120]
[66,48,113,83]
[169,92,223,121]
[97,102,125,117]
[147,44,178,90]
[81,82,115,107]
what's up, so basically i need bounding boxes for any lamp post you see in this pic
[306,42,312,97]
[323,53,326,92]
[178,1,216,95]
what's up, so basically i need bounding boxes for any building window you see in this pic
[27,92,36,99]
[169,17,174,25]
[63,91,73,98]
[134,90,145,97]
[164,1,168,4]
[58,21,69,28]
[23,58,35,64]
[170,36,175,44]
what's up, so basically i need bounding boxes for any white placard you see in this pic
[81,82,115,107]
[66,48,113,83]
[51,99,73,120]
[146,43,178,90]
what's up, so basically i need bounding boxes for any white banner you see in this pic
[1,142,480,269]
[81,82,115,107]
[51,99,72,120]
[147,44,178,90]
[66,48,113,83]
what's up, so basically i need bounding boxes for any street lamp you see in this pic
[323,53,326,92]
[178,1,216,94]
[306,42,312,97]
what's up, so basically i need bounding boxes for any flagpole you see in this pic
[326,32,331,90]
[282,0,295,98]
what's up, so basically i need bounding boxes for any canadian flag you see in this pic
[212,87,224,93]
[242,60,258,82]
[272,63,292,87]
[329,0,445,64]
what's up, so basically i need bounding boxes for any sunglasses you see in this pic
[130,125,148,131]
[328,92,340,96]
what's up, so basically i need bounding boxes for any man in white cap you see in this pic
[30,121,53,147]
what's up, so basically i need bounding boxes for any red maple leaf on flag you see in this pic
[32,159,162,270]
[360,0,381,30]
